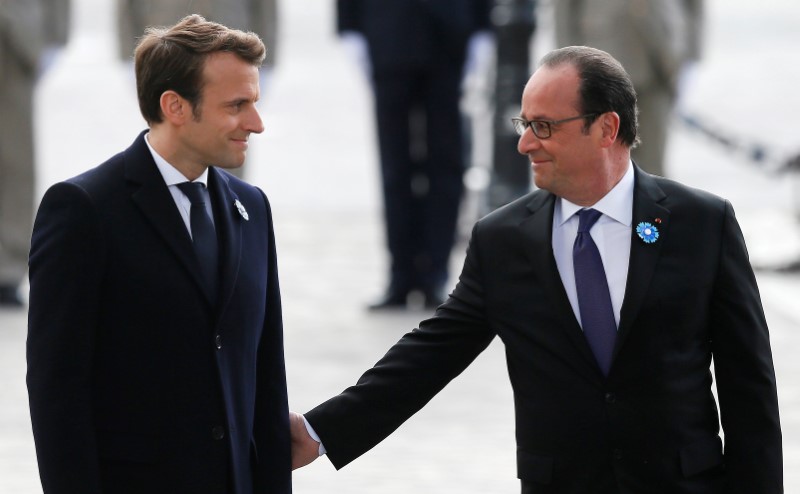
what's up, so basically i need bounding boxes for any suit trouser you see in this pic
[372,64,465,292]
[0,43,36,287]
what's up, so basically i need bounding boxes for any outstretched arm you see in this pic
[302,223,495,469]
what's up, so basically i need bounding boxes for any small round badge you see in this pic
[636,222,659,244]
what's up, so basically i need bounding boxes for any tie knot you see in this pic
[577,208,602,233]
[177,182,207,206]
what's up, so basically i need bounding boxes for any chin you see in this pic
[531,173,547,190]
[217,157,246,170]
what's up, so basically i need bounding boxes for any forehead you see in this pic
[201,52,259,92]
[521,63,580,118]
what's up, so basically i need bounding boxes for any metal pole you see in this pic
[487,0,536,211]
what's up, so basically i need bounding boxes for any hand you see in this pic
[290,411,321,470]
[339,31,371,79]
[463,30,495,81]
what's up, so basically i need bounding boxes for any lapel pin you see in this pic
[636,221,659,244]
[234,199,249,221]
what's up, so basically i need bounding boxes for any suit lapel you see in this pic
[124,133,212,304]
[614,168,670,359]
[208,168,243,320]
[519,192,601,374]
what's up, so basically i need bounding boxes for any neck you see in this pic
[148,125,207,181]
[570,151,630,207]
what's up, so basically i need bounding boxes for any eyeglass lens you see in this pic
[513,119,550,138]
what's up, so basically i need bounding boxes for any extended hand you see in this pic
[290,411,321,470]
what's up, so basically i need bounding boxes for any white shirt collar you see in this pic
[555,161,634,227]
[144,132,209,187]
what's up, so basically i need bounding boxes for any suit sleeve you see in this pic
[552,0,582,48]
[335,0,363,34]
[42,0,70,46]
[115,0,138,60]
[0,0,46,73]
[252,0,278,67]
[252,190,291,493]
[305,223,496,469]
[682,0,704,61]
[472,0,493,32]
[709,200,782,492]
[27,182,107,493]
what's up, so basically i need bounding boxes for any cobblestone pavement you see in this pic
[2,0,799,492]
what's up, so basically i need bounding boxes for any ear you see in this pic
[159,90,188,125]
[598,112,621,148]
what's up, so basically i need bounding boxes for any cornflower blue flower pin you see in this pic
[636,221,659,244]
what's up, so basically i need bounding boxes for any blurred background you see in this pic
[2,0,799,492]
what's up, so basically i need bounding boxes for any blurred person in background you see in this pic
[116,0,279,179]
[0,0,70,307]
[336,0,493,310]
[27,15,290,494]
[553,0,703,177]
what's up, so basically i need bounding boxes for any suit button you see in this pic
[605,392,616,403]
[613,449,623,460]
[214,334,222,350]
[212,426,226,440]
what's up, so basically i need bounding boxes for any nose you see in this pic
[247,106,265,134]
[517,127,540,155]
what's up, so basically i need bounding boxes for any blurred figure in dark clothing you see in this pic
[336,0,492,310]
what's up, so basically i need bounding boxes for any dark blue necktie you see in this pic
[177,182,219,302]
[573,208,617,375]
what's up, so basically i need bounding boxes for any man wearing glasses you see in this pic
[291,46,782,493]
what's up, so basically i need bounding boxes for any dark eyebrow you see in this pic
[518,113,549,121]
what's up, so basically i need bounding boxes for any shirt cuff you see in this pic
[302,415,327,456]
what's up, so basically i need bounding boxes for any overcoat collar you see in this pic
[122,131,244,314]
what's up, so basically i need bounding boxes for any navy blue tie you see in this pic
[177,182,219,302]
[573,208,617,375]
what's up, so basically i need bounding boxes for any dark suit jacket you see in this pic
[306,168,782,493]
[336,0,491,72]
[27,132,291,494]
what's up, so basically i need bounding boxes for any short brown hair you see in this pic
[540,46,640,148]
[134,14,266,124]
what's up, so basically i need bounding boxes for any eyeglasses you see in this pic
[511,113,597,139]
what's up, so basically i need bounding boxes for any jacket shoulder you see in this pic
[42,151,127,209]
[477,189,551,228]
[217,170,270,206]
[651,175,729,214]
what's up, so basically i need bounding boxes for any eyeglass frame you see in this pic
[511,113,598,139]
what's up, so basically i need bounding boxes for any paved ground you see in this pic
[2,0,800,492]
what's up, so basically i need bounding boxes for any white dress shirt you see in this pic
[551,162,634,328]
[144,133,215,237]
